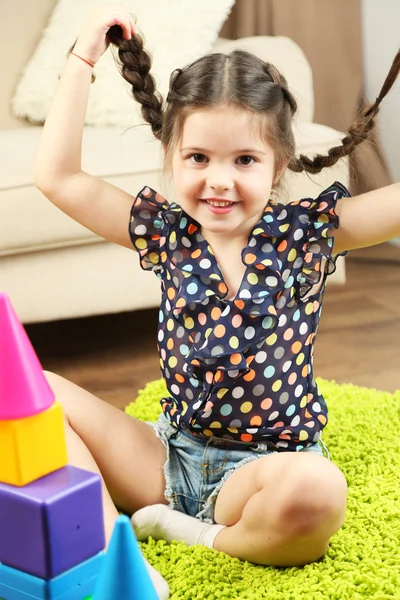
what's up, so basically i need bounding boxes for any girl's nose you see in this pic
[206,167,234,191]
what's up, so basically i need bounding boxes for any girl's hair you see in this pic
[107,26,399,180]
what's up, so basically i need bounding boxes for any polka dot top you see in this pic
[129,182,350,451]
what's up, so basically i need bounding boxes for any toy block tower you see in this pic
[0,292,106,599]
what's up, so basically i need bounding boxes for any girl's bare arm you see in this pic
[333,182,400,254]
[34,7,137,249]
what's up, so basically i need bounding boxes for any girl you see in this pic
[35,2,400,583]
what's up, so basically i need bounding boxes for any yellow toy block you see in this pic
[0,401,68,486]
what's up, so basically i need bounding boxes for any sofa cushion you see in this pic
[12,0,235,127]
[0,122,347,257]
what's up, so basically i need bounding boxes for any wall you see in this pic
[362,0,400,181]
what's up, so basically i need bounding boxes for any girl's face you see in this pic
[171,105,278,243]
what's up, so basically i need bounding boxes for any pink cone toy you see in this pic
[0,292,54,419]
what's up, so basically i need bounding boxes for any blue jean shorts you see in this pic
[147,413,330,524]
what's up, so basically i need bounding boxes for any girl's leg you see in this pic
[133,451,347,567]
[44,371,168,543]
[212,452,348,566]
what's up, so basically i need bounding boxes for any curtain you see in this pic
[220,0,392,194]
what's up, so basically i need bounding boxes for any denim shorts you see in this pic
[147,413,330,524]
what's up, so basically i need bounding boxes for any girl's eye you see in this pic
[189,153,207,164]
[237,155,255,166]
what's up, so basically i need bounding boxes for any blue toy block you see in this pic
[92,515,159,599]
[0,466,105,579]
[0,553,104,599]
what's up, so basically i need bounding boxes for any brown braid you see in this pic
[289,49,400,174]
[107,26,164,140]
[264,63,298,115]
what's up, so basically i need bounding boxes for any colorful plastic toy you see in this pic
[92,515,159,599]
[0,292,159,599]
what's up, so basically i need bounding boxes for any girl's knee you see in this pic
[43,369,68,393]
[44,370,67,404]
[276,460,348,537]
[247,455,347,538]
[43,370,83,422]
[43,369,58,383]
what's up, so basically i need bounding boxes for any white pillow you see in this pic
[12,0,235,127]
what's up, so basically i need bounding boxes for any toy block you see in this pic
[0,552,104,599]
[0,401,67,486]
[0,293,54,420]
[92,515,158,600]
[0,465,105,579]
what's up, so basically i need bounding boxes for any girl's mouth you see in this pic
[202,199,236,214]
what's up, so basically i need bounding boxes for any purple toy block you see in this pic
[0,466,105,580]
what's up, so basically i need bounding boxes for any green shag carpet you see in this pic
[125,379,400,600]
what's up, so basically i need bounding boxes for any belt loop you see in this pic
[318,436,331,460]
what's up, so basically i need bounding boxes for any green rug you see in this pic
[125,379,400,599]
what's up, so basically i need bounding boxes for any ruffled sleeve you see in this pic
[294,181,351,301]
[129,186,171,276]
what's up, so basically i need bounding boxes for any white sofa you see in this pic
[0,1,349,324]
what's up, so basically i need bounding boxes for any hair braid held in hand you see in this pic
[107,25,164,140]
[289,49,400,175]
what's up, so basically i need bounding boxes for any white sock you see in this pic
[132,504,226,548]
[144,558,170,600]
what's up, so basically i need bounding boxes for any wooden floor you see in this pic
[26,242,400,411]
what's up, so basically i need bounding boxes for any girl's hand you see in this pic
[72,6,137,66]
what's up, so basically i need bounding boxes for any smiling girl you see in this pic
[35,4,400,588]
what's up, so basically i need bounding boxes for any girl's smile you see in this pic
[202,198,236,214]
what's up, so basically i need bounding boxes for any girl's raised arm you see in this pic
[288,48,399,257]
[333,182,400,254]
[35,7,138,248]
